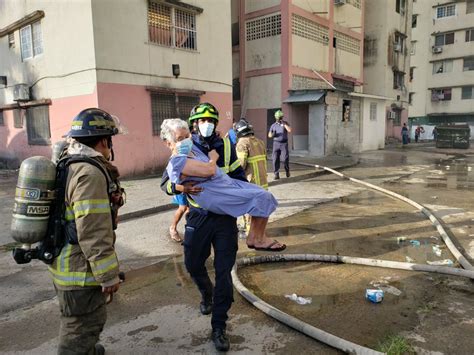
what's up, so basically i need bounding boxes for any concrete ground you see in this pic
[2,146,474,353]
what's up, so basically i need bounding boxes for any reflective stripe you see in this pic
[247,154,266,163]
[251,161,261,187]
[90,253,119,275]
[236,151,248,160]
[65,206,74,221]
[229,159,241,172]
[186,195,200,208]
[73,199,110,218]
[166,181,173,194]
[220,137,231,173]
[48,267,100,287]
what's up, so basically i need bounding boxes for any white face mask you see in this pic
[198,122,215,138]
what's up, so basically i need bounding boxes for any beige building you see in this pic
[363,0,413,141]
[410,0,474,139]
[232,0,374,157]
[0,0,232,175]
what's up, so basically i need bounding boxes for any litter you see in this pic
[397,236,407,244]
[427,259,454,266]
[380,285,402,296]
[366,289,384,303]
[410,240,421,246]
[432,245,442,257]
[285,293,312,305]
[432,196,438,199]
[406,256,415,263]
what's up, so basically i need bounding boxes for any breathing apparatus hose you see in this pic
[232,165,474,354]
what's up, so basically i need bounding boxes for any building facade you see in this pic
[363,0,413,141]
[0,0,233,175]
[410,0,474,139]
[232,0,371,156]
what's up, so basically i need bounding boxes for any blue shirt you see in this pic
[227,129,237,145]
[269,121,289,143]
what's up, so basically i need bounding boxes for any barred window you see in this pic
[13,109,24,128]
[151,93,199,135]
[292,14,329,45]
[26,106,51,145]
[20,21,43,61]
[334,31,360,55]
[148,1,197,51]
[246,14,281,41]
[370,103,377,121]
[0,110,4,125]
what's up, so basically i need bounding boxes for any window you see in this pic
[0,110,4,126]
[432,60,453,74]
[396,0,406,14]
[26,106,51,145]
[409,67,414,82]
[13,109,24,128]
[412,14,418,28]
[431,88,452,101]
[436,4,456,18]
[370,103,377,121]
[393,71,405,89]
[466,29,474,42]
[342,100,351,122]
[8,33,14,48]
[20,21,43,60]
[393,110,401,126]
[462,86,474,100]
[435,32,454,46]
[151,93,199,135]
[409,93,414,105]
[231,22,239,46]
[464,57,474,71]
[410,41,416,55]
[394,32,405,52]
[468,0,474,14]
[232,78,240,101]
[148,1,197,51]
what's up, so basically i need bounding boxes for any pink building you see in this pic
[0,0,233,176]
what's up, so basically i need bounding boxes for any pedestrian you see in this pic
[159,103,250,352]
[234,119,284,251]
[52,108,125,354]
[168,194,188,243]
[415,125,425,143]
[432,126,438,141]
[268,109,292,179]
[225,122,238,145]
[401,123,409,145]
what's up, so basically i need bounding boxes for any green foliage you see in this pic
[376,335,415,355]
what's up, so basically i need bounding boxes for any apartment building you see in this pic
[410,0,474,139]
[0,0,232,175]
[232,0,379,157]
[364,0,413,141]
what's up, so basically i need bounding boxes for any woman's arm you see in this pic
[181,159,217,177]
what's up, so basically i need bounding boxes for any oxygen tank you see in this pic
[11,156,57,245]
[51,140,68,164]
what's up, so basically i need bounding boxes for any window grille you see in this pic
[0,110,4,126]
[292,14,329,45]
[26,106,51,145]
[393,110,401,126]
[20,21,43,60]
[13,109,24,128]
[151,93,199,135]
[364,37,377,57]
[148,1,197,50]
[334,31,360,55]
[370,103,377,121]
[393,71,405,89]
[246,14,281,41]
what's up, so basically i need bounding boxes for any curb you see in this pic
[119,160,359,222]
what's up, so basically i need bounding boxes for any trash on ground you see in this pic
[397,236,407,244]
[410,240,421,246]
[406,256,415,263]
[430,236,438,240]
[432,196,438,199]
[380,285,402,296]
[285,293,312,305]
[427,259,454,266]
[432,245,442,257]
[366,289,384,303]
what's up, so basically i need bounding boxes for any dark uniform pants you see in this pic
[272,141,289,174]
[183,209,238,330]
[56,287,107,355]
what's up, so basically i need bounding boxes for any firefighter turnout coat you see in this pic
[236,135,268,189]
[49,143,120,290]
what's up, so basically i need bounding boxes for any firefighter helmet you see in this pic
[235,119,254,138]
[189,102,219,124]
[274,110,284,119]
[66,108,119,138]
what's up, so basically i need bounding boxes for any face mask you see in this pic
[198,122,215,138]
[176,138,193,155]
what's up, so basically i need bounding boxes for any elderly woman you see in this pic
[161,118,285,251]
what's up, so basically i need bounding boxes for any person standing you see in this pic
[401,123,409,145]
[160,102,246,352]
[415,125,424,143]
[432,126,438,141]
[268,109,292,179]
[51,108,124,354]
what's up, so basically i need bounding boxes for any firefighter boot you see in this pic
[212,328,230,352]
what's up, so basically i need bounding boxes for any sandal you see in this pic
[169,227,183,243]
[253,240,286,252]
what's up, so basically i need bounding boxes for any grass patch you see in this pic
[376,335,415,355]
[418,301,437,314]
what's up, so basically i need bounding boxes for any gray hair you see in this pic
[160,118,190,142]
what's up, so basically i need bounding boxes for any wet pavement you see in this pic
[2,147,474,353]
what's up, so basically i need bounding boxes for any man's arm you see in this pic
[283,121,292,133]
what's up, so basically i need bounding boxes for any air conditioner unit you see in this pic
[432,46,443,54]
[13,84,30,101]
[387,111,396,119]
[393,43,402,52]
[334,0,346,6]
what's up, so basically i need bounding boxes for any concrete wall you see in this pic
[245,0,280,13]
[292,35,329,72]
[335,50,360,78]
[360,98,386,151]
[245,33,281,71]
[292,0,330,19]
[246,74,282,109]
[334,1,362,34]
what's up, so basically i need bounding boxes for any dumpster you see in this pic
[436,124,470,149]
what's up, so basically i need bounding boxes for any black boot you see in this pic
[286,170,290,178]
[200,299,213,315]
[94,343,105,355]
[211,328,230,352]
[274,172,280,180]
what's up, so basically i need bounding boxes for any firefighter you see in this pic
[51,108,124,355]
[160,102,246,352]
[235,119,285,251]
